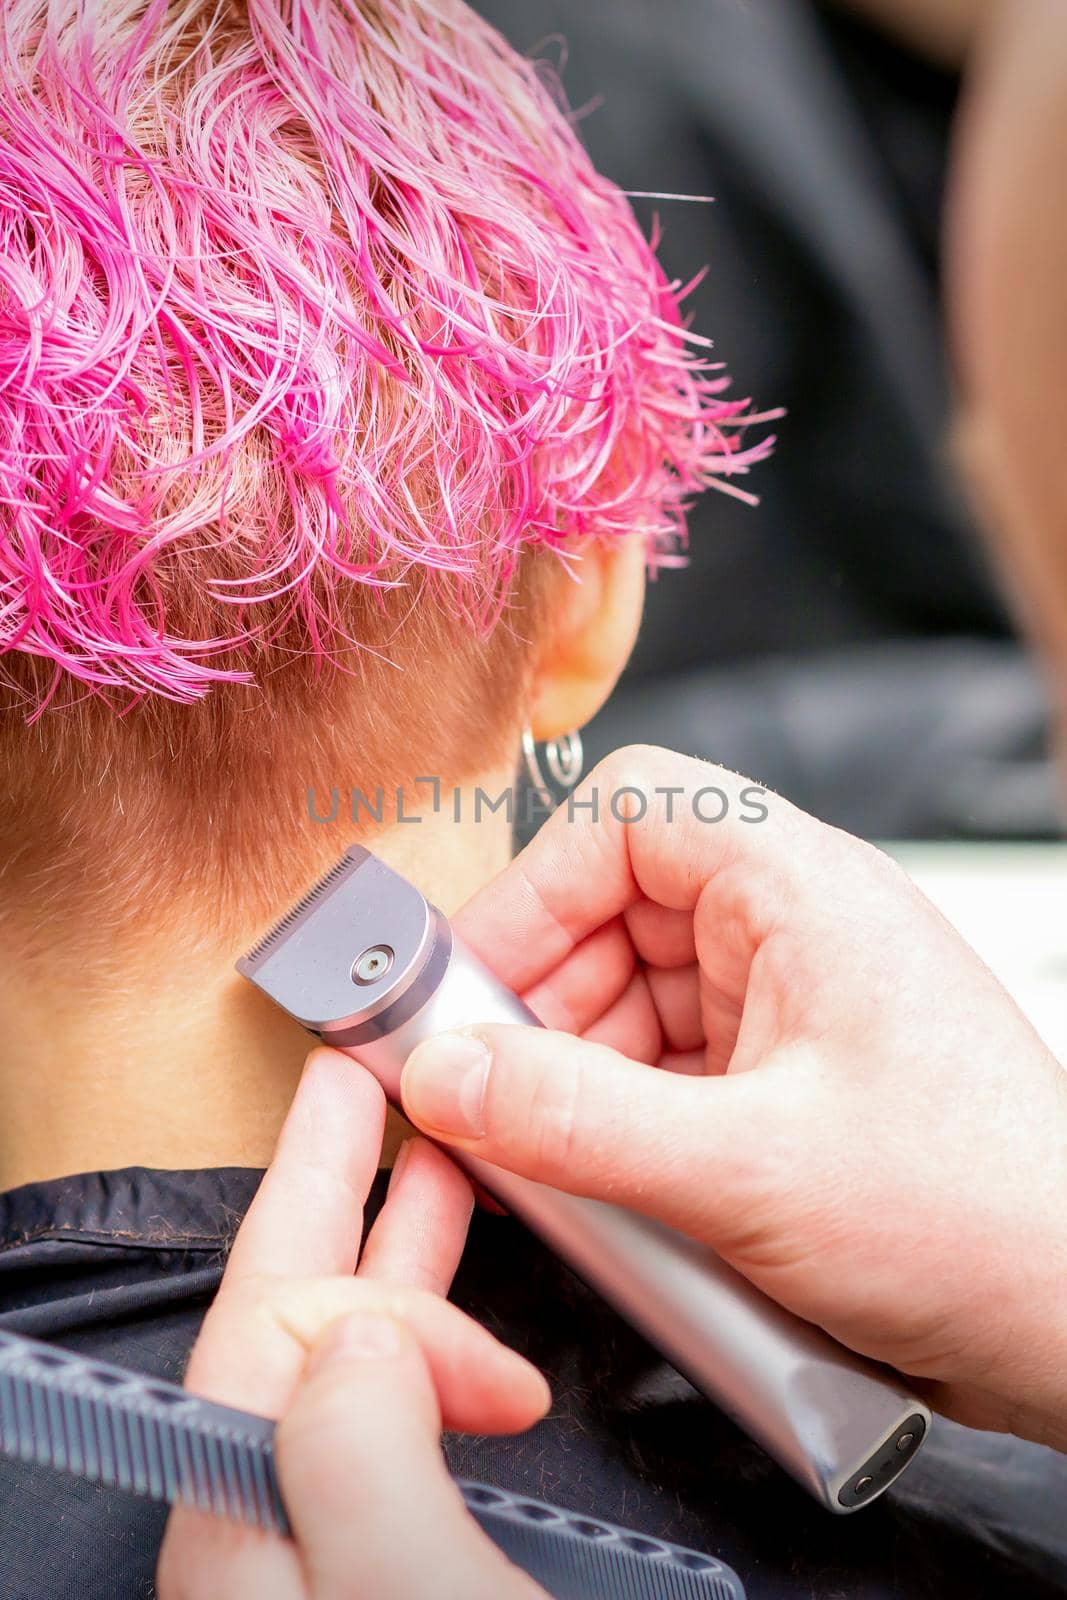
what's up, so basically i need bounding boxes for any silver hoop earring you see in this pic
[522,726,584,809]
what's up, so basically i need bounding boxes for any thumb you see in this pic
[278,1310,546,1599]
[400,1025,763,1239]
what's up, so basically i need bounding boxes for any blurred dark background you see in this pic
[476,0,1062,839]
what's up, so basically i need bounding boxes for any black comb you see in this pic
[0,1329,287,1531]
[0,1329,745,1598]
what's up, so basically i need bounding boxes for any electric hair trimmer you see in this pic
[238,846,930,1512]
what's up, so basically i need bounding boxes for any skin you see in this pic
[165,744,1067,1594]
[66,2,1067,1588]
[156,1049,551,1598]
[166,2,1067,1588]
[0,534,646,1190]
[403,747,1067,1452]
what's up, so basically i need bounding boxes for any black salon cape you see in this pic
[0,1168,1065,1599]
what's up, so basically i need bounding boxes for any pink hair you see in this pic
[0,0,772,709]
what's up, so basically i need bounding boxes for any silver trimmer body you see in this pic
[238,845,930,1513]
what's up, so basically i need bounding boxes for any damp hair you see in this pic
[0,0,772,920]
[0,0,770,713]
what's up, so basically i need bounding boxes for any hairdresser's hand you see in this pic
[157,1048,549,1599]
[400,744,1067,1451]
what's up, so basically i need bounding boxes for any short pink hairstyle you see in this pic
[0,0,768,899]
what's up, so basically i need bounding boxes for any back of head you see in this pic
[0,0,762,919]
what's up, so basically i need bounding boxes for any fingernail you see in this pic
[402,1032,491,1138]
[307,1311,403,1375]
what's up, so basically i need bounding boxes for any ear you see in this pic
[528,536,647,743]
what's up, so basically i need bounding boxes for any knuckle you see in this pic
[214,1274,274,1325]
[594,741,659,778]
[593,742,689,795]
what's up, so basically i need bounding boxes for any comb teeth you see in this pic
[238,847,364,974]
[458,1482,742,1599]
[0,1332,288,1534]
[0,1330,746,1596]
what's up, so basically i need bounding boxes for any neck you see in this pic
[0,796,513,1191]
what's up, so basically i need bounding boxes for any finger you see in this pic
[273,1281,551,1434]
[520,917,637,1035]
[278,1312,548,1600]
[624,899,698,968]
[454,745,795,994]
[400,1023,767,1239]
[358,1138,474,1293]
[578,968,662,1065]
[645,962,705,1054]
[661,1048,709,1076]
[521,918,701,1064]
[224,1047,386,1284]
[190,1276,551,1432]
[699,959,747,1073]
